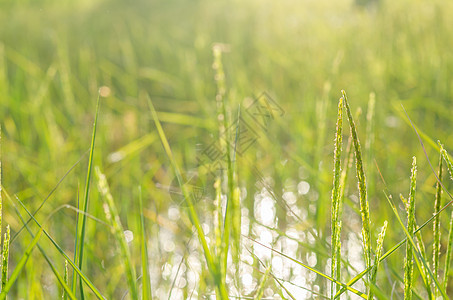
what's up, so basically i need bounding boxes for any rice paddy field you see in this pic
[1,0,453,298]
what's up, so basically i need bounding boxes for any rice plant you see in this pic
[330,95,343,298]
[63,260,69,300]
[3,1,453,298]
[404,157,417,300]
[95,167,138,299]
[440,144,453,292]
[433,151,443,298]
[368,221,387,300]
[342,90,372,291]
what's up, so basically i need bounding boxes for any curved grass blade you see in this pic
[138,187,152,300]
[38,251,76,300]
[254,265,271,300]
[12,149,88,243]
[248,248,298,300]
[4,194,77,300]
[168,253,186,300]
[256,222,358,272]
[7,191,105,299]
[95,167,138,299]
[393,102,439,151]
[214,177,222,255]
[0,183,79,300]
[74,94,101,298]
[257,263,296,300]
[401,106,453,213]
[72,182,80,294]
[368,281,389,300]
[245,235,367,299]
[415,221,432,298]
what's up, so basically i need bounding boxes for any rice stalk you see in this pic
[0,126,2,247]
[335,119,355,290]
[339,133,354,211]
[440,143,453,180]
[415,216,432,298]
[368,220,387,300]
[416,235,432,298]
[95,167,138,300]
[1,225,9,291]
[330,96,343,298]
[440,144,453,292]
[342,90,372,286]
[335,188,448,300]
[0,226,43,300]
[0,130,6,295]
[385,190,448,299]
[433,151,443,297]
[404,157,417,300]
[63,260,69,300]
[339,107,362,218]
[212,43,227,149]
[213,44,238,293]
[444,210,453,292]
[400,193,433,299]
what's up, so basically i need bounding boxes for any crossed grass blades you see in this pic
[1,85,453,299]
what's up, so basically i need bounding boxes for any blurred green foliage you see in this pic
[1,0,453,298]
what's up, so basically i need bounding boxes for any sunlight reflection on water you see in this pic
[255,195,276,227]
[149,178,367,299]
